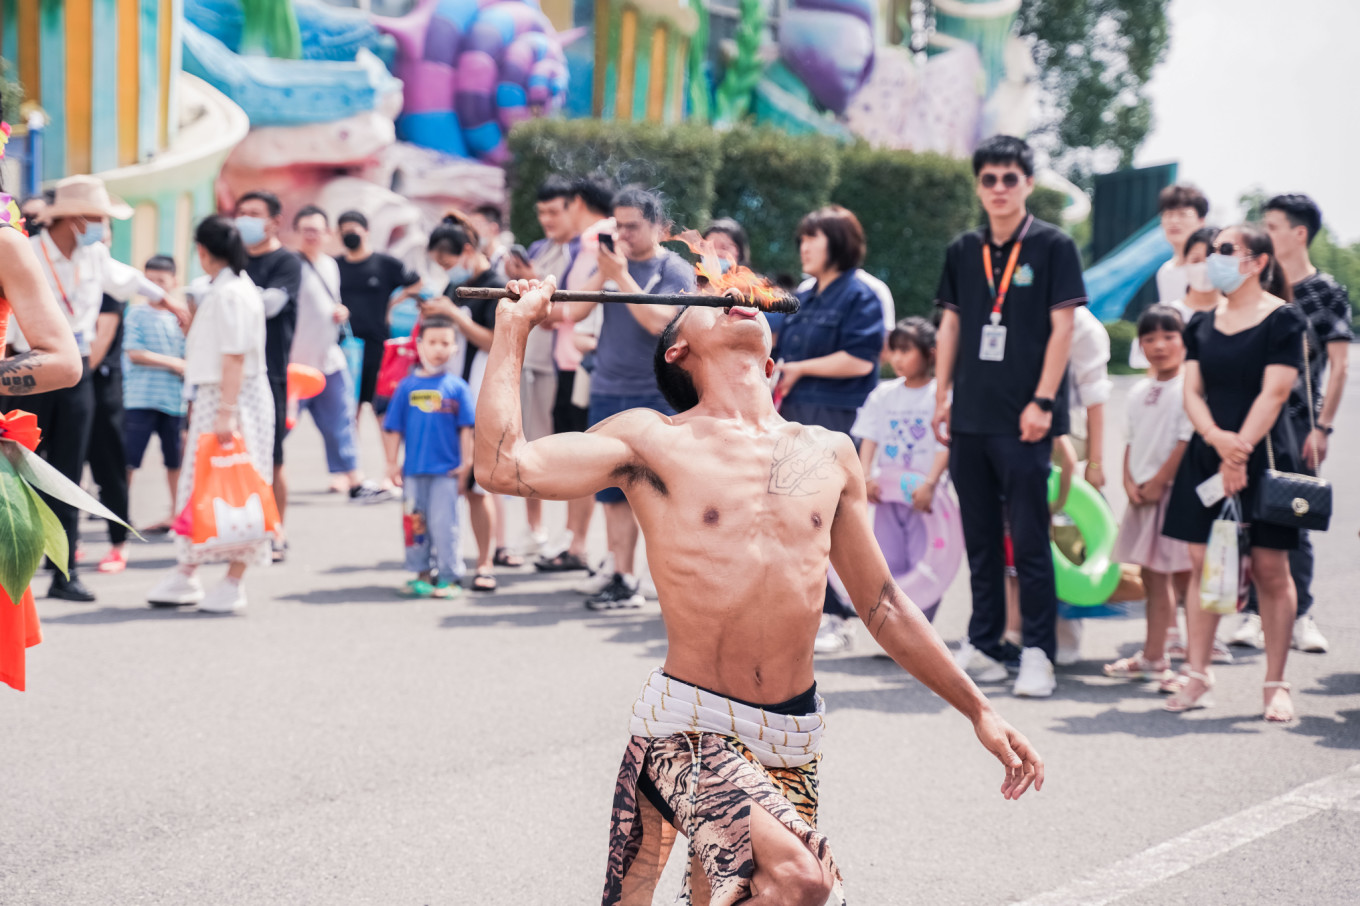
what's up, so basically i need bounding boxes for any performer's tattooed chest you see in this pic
[767,431,838,498]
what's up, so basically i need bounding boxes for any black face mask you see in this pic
[342,232,362,251]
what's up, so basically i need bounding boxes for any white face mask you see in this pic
[1185,261,1215,293]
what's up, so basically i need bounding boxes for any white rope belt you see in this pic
[628,668,825,768]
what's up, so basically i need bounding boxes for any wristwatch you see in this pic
[1317,423,1334,436]
[1032,396,1054,413]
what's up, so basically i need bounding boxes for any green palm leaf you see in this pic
[0,453,44,604]
[22,480,68,580]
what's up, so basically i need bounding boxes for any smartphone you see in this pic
[598,233,616,254]
[1196,473,1225,507]
[510,243,530,264]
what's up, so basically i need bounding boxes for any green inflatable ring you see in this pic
[1047,468,1122,606]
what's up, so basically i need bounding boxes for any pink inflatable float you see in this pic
[832,467,963,622]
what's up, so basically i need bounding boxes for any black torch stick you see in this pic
[455,286,800,314]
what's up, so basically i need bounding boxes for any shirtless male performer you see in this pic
[475,277,1044,906]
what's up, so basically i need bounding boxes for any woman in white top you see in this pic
[147,216,274,614]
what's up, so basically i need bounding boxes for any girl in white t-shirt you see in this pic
[851,318,951,619]
[1104,305,1194,680]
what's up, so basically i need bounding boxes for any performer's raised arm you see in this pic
[475,277,647,501]
[827,435,1045,800]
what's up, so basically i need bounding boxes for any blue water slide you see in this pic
[182,21,403,127]
[185,0,396,65]
[1083,219,1173,323]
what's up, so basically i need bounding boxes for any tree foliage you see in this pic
[1014,0,1170,187]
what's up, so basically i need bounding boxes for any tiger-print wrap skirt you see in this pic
[602,732,844,905]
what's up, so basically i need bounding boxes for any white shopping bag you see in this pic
[1200,497,1250,615]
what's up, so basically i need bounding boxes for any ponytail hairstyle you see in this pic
[428,209,479,257]
[194,214,249,275]
[1235,222,1292,303]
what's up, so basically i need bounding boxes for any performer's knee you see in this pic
[768,848,833,906]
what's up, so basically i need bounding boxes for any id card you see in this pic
[979,324,1007,362]
[1196,473,1225,507]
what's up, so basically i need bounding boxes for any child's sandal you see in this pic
[1164,670,1213,712]
[1263,681,1295,723]
[1103,652,1169,680]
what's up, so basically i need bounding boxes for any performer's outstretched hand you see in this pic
[973,710,1044,800]
[501,276,557,326]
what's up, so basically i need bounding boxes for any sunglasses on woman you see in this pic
[1210,242,1257,258]
[979,173,1022,189]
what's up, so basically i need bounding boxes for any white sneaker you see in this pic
[1229,613,1264,649]
[813,614,855,655]
[198,580,247,614]
[526,530,549,556]
[147,570,204,607]
[574,553,616,595]
[1013,647,1056,698]
[1055,618,1083,666]
[1211,638,1235,664]
[1292,614,1329,653]
[954,640,1009,682]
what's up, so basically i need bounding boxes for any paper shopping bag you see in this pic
[1200,497,1249,615]
[188,433,280,554]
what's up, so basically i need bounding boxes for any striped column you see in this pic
[5,0,173,180]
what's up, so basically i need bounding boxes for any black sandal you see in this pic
[492,547,524,568]
[471,572,497,592]
[534,551,589,572]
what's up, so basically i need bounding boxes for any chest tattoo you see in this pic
[768,432,836,497]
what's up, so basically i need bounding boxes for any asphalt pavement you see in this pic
[2,352,1358,905]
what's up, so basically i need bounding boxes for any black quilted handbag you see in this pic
[1250,333,1332,531]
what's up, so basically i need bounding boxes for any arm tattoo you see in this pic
[768,431,836,497]
[490,424,542,498]
[0,351,41,396]
[866,580,906,634]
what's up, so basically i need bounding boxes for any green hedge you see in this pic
[506,118,721,247]
[1105,319,1139,374]
[711,126,840,280]
[507,120,1076,320]
[832,143,976,317]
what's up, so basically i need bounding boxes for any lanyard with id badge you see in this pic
[40,239,88,353]
[978,217,1033,362]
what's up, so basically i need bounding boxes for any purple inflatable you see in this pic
[779,0,876,114]
[375,0,567,162]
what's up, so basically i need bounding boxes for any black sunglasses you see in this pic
[1210,242,1257,258]
[979,173,1022,189]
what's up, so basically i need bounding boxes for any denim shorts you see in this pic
[588,392,674,504]
[124,408,185,470]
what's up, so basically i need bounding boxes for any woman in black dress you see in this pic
[1162,224,1305,720]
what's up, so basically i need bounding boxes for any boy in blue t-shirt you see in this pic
[382,318,476,597]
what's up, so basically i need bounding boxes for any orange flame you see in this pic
[669,229,789,311]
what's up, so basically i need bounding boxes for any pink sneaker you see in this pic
[98,548,127,574]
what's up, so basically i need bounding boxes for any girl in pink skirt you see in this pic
[1104,305,1194,681]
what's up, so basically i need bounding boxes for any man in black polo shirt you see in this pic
[235,190,302,558]
[334,211,423,434]
[932,135,1086,698]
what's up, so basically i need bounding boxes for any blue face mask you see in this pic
[1206,253,1249,294]
[235,216,267,247]
[446,264,473,287]
[77,221,106,247]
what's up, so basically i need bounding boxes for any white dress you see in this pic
[176,269,276,567]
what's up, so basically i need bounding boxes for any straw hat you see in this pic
[44,174,133,221]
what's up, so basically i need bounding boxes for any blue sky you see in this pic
[1136,0,1359,241]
